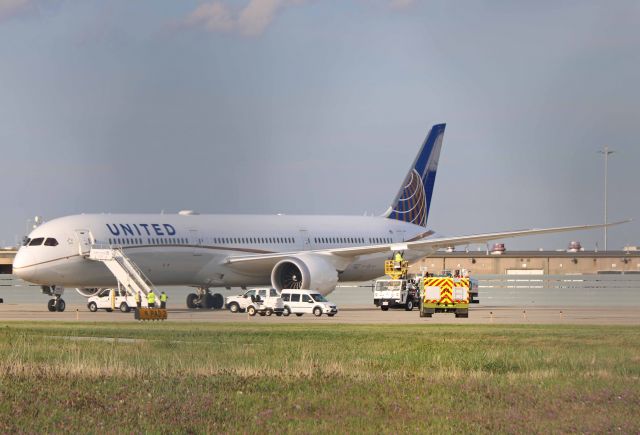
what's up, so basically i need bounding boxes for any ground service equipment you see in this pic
[373,259,421,311]
[420,276,469,318]
[134,308,168,321]
[469,277,480,304]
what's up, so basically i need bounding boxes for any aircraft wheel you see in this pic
[186,293,198,309]
[201,293,214,309]
[56,299,66,312]
[211,293,224,309]
[47,299,56,312]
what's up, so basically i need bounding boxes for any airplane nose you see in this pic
[12,248,35,280]
[12,248,26,270]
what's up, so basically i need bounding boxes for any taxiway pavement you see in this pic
[0,303,638,325]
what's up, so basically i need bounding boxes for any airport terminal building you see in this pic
[411,249,640,276]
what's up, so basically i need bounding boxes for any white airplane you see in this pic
[13,124,623,311]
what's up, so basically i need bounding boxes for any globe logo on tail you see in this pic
[388,169,427,227]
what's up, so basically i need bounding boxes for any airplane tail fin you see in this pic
[383,123,446,228]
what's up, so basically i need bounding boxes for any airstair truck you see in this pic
[373,259,421,311]
[419,276,469,318]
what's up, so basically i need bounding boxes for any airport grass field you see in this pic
[0,322,639,433]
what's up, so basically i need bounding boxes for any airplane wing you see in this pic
[225,220,629,270]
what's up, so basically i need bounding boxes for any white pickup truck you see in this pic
[225,288,284,316]
[87,288,144,313]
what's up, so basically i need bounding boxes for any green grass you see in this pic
[0,323,639,433]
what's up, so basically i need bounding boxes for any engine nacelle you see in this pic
[75,287,102,297]
[270,254,339,295]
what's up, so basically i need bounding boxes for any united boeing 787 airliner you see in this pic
[13,124,621,311]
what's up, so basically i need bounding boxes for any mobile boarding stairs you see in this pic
[88,246,160,307]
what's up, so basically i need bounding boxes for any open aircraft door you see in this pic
[299,229,311,250]
[189,229,202,256]
[75,230,93,256]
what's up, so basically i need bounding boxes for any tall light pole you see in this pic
[598,146,615,251]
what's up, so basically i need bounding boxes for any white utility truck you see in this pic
[373,259,421,311]
[226,288,284,315]
[87,288,143,313]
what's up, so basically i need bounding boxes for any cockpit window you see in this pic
[22,237,31,246]
[44,238,59,246]
[29,238,44,246]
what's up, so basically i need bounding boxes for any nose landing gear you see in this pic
[42,285,66,312]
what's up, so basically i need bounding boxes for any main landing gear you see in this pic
[186,288,224,310]
[42,285,66,312]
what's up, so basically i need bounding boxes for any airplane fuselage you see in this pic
[13,213,433,290]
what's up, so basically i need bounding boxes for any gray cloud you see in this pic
[389,0,415,9]
[0,0,33,21]
[183,0,413,36]
[184,1,235,33]
[184,0,304,36]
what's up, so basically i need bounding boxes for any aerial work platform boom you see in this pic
[384,259,409,280]
[88,247,159,306]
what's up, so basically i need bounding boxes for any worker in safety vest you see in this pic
[134,291,141,309]
[147,291,156,308]
[160,291,168,309]
[393,251,404,269]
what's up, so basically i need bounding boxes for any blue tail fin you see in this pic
[384,123,446,227]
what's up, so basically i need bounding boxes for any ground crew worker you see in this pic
[147,291,156,308]
[135,291,141,309]
[109,288,116,310]
[160,291,168,309]
[393,251,404,269]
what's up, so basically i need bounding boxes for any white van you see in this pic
[280,289,338,317]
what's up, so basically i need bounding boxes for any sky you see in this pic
[0,0,638,250]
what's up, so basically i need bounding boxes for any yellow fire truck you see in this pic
[419,276,470,318]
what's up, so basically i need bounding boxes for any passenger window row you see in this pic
[312,236,392,245]
[106,236,298,247]
[23,234,392,249]
[207,237,296,245]
[108,237,189,246]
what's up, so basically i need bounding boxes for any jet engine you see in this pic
[75,287,102,297]
[270,254,339,295]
